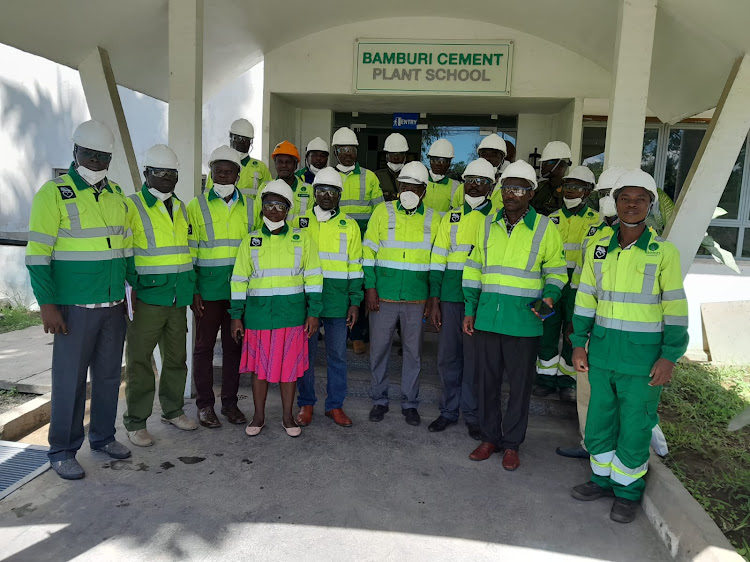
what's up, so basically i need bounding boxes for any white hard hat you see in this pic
[306,137,329,154]
[260,179,295,207]
[208,145,241,169]
[563,165,596,186]
[144,144,179,170]
[398,161,429,186]
[428,139,455,158]
[72,120,114,153]
[312,167,343,190]
[229,118,254,138]
[462,158,496,181]
[541,141,572,162]
[613,169,658,200]
[500,160,539,190]
[332,127,359,146]
[596,165,627,192]
[384,133,409,153]
[477,134,507,154]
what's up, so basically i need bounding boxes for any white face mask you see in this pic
[399,190,421,210]
[313,205,335,223]
[563,197,583,209]
[429,170,445,183]
[598,195,617,217]
[464,194,487,209]
[76,164,108,186]
[387,162,404,173]
[337,164,355,174]
[148,187,173,202]
[236,151,249,161]
[263,216,286,231]
[212,183,235,198]
[308,163,322,175]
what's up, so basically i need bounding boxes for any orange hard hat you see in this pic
[272,140,300,161]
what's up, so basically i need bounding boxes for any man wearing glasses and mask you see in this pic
[530,141,572,216]
[375,133,409,202]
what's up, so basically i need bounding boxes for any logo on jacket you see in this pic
[292,234,301,241]
[58,185,76,200]
[587,226,598,237]
[550,215,560,224]
[450,212,461,223]
[648,243,659,252]
[251,237,262,247]
[299,218,309,228]
[593,245,608,260]
[188,224,193,235]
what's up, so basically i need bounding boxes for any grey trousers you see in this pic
[369,301,425,409]
[49,304,127,462]
[437,301,478,424]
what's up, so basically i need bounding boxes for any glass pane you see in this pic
[581,126,606,179]
[743,228,750,258]
[663,128,706,201]
[641,128,659,177]
[697,226,739,257]
[421,126,485,177]
[718,142,745,220]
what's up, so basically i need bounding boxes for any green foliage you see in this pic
[0,305,41,334]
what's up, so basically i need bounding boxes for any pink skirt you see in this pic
[239,326,309,383]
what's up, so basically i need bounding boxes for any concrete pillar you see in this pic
[78,47,140,194]
[603,0,657,169]
[665,55,750,278]
[555,98,584,165]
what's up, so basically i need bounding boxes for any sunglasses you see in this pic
[314,185,341,195]
[262,201,289,212]
[464,176,494,187]
[77,147,112,163]
[430,157,451,165]
[562,183,591,192]
[147,168,179,181]
[501,185,533,197]
[230,133,253,144]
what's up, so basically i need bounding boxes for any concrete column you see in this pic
[555,98,584,165]
[603,0,657,169]
[78,47,140,194]
[665,55,750,278]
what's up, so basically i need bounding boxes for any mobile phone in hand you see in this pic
[529,299,555,320]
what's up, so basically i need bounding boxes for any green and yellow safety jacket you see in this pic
[363,201,440,302]
[187,188,252,301]
[338,163,384,234]
[463,207,568,337]
[206,155,272,199]
[571,225,688,376]
[254,176,313,228]
[292,207,364,318]
[549,204,601,271]
[450,185,504,212]
[429,201,494,303]
[26,163,128,305]
[126,185,194,307]
[229,224,323,330]
[424,176,462,214]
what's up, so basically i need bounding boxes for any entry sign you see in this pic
[354,39,513,95]
[392,113,419,129]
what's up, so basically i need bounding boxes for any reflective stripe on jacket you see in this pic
[338,164,384,234]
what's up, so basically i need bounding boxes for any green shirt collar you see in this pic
[141,183,180,208]
[68,162,113,193]
[463,201,492,216]
[207,187,244,205]
[607,223,653,252]
[396,201,425,215]
[433,176,451,185]
[261,223,290,236]
[561,203,590,218]
[523,206,538,229]
[241,155,250,167]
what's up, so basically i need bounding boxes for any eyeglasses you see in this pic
[464,176,494,187]
[430,157,451,165]
[314,185,341,195]
[335,146,357,155]
[262,201,289,212]
[398,179,425,188]
[501,185,533,197]
[230,133,253,145]
[562,183,591,192]
[147,168,179,181]
[76,147,112,163]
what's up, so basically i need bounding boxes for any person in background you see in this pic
[188,146,250,429]
[424,139,462,213]
[124,144,198,448]
[505,139,517,164]
[230,180,323,438]
[375,133,410,202]
[530,141,572,216]
[26,120,131,479]
[463,160,567,471]
[570,169,688,524]
[254,141,312,226]
[293,167,363,428]
[296,137,329,185]
[427,158,498,440]
[363,161,440,426]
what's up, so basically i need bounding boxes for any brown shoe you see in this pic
[326,408,353,427]
[502,449,520,471]
[221,404,247,425]
[469,442,497,461]
[353,340,366,354]
[198,407,221,428]
[296,405,314,427]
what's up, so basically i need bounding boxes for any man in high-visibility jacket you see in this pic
[424,139,462,213]
[187,146,251,429]
[254,141,313,227]
[451,135,507,210]
[570,169,688,524]
[463,160,567,472]
[292,167,364,428]
[124,144,198,448]
[534,165,600,401]
[375,133,409,202]
[26,120,131,480]
[295,137,330,185]
[205,118,271,198]
[364,161,439,426]
[427,158,498,440]
[530,141,572,216]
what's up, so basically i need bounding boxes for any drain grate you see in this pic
[0,441,50,500]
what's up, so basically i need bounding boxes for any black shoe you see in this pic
[402,408,421,426]
[571,481,615,502]
[467,423,482,441]
[369,405,389,422]
[532,385,557,398]
[556,445,589,459]
[559,387,576,402]
[610,498,639,523]
[428,416,457,432]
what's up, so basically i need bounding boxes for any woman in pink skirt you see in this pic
[230,180,323,437]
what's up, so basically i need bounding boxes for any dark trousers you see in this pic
[192,299,241,410]
[475,330,540,450]
[49,305,126,462]
[437,301,478,424]
[349,302,369,342]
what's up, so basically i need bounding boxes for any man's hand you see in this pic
[427,297,441,331]
[649,358,675,387]
[531,297,555,320]
[572,347,589,372]
[304,316,319,339]
[346,305,359,329]
[365,288,380,312]
[462,315,475,336]
[41,304,67,335]
[563,322,574,345]
[191,294,205,319]
[231,318,244,344]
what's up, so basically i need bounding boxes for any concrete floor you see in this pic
[0,390,670,562]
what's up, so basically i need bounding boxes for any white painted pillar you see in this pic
[665,55,750,278]
[569,98,584,166]
[168,0,204,397]
[78,47,140,194]
[603,0,657,169]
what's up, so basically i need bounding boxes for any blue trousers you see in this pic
[297,317,348,411]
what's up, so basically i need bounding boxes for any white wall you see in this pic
[516,114,555,166]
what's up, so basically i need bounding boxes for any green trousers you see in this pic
[124,301,188,431]
[584,366,662,501]
[536,280,575,389]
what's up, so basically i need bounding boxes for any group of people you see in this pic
[26,117,688,525]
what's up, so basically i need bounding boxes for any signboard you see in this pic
[354,39,513,95]
[392,113,420,129]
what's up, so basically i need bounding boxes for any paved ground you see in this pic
[0,391,670,561]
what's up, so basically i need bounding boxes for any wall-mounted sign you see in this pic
[354,39,513,95]
[392,113,420,129]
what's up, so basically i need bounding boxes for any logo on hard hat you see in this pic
[299,218,309,228]
[58,185,76,200]
[594,246,608,260]
[251,237,262,247]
